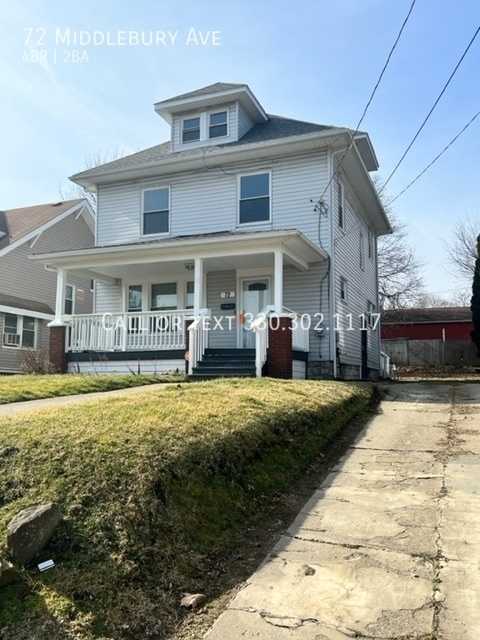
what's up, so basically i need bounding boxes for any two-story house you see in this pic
[0,199,94,373]
[31,83,391,379]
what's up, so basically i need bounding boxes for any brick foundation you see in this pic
[49,326,67,373]
[267,316,292,379]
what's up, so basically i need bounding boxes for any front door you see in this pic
[240,278,271,348]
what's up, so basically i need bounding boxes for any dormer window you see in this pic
[209,111,228,138]
[179,108,230,146]
[182,117,200,143]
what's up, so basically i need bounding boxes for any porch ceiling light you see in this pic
[184,262,195,271]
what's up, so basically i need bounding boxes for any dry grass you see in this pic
[0,373,185,405]
[0,378,373,639]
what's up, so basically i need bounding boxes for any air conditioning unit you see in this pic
[3,333,20,347]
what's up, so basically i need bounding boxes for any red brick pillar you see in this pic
[49,326,67,373]
[268,316,292,379]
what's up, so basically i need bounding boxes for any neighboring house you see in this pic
[0,200,95,373]
[381,307,477,366]
[31,82,391,379]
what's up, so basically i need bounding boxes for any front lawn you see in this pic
[0,372,186,404]
[0,378,374,639]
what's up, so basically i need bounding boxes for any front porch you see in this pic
[31,230,327,378]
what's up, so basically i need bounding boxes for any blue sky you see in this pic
[1,0,479,297]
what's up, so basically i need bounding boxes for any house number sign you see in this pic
[220,292,235,298]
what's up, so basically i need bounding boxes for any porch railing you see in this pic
[252,305,275,377]
[187,309,211,374]
[68,310,191,352]
[283,306,310,352]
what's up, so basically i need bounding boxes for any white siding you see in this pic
[207,270,237,349]
[292,360,306,380]
[332,170,380,372]
[283,263,330,362]
[171,103,238,153]
[95,282,123,314]
[272,151,330,249]
[96,151,331,250]
[238,103,255,138]
[67,358,185,375]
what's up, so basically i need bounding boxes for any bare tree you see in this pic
[57,147,127,211]
[373,177,425,309]
[444,213,480,284]
[414,293,457,308]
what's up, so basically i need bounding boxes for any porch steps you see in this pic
[190,348,256,380]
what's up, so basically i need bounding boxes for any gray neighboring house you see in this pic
[31,83,391,380]
[0,200,95,373]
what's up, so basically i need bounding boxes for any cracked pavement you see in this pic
[204,382,480,640]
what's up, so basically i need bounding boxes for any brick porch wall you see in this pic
[268,316,292,379]
[49,326,67,373]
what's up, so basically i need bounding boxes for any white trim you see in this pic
[29,229,327,268]
[140,185,171,238]
[2,313,38,350]
[0,305,53,321]
[208,108,229,140]
[0,200,95,259]
[328,147,337,378]
[237,170,272,226]
[238,276,272,348]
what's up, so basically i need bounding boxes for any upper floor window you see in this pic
[359,232,364,269]
[143,187,170,235]
[338,182,344,229]
[3,313,36,348]
[182,117,200,143]
[209,111,228,139]
[239,172,270,224]
[340,277,348,303]
[368,229,373,259]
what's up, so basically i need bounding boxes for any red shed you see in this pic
[381,307,472,341]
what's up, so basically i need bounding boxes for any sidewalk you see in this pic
[0,382,176,418]
[205,382,480,639]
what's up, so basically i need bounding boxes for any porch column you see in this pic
[50,268,68,326]
[193,258,204,315]
[274,250,283,314]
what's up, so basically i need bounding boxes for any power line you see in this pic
[389,110,480,204]
[378,25,480,197]
[315,0,417,207]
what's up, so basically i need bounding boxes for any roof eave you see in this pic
[70,128,348,190]
[154,85,269,124]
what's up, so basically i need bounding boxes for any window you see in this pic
[368,229,373,259]
[367,301,376,328]
[151,283,177,311]
[182,117,200,143]
[186,281,194,309]
[3,313,36,348]
[360,232,364,269]
[338,182,344,229]
[65,284,74,315]
[340,278,348,302]
[128,285,143,312]
[239,173,270,224]
[143,188,169,235]
[209,111,228,138]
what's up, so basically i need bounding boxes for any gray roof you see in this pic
[382,307,472,324]
[0,199,84,250]
[0,292,54,315]
[72,115,338,181]
[156,82,246,104]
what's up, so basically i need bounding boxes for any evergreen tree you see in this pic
[470,235,480,356]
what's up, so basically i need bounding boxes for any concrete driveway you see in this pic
[205,382,480,640]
